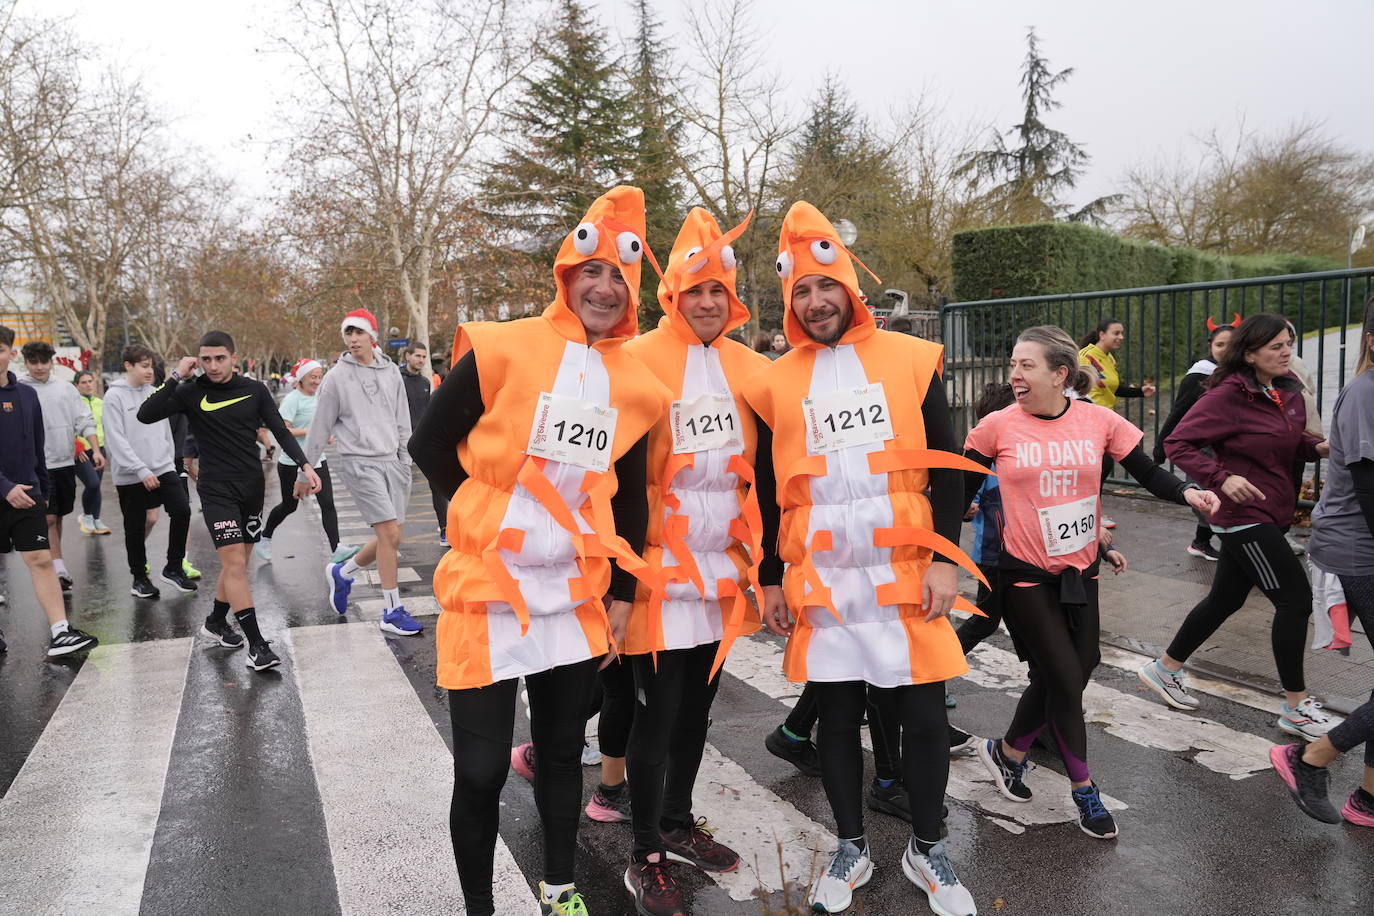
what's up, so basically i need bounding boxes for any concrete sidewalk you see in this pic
[960,491,1373,715]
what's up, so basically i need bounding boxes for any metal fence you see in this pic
[939,268,1374,494]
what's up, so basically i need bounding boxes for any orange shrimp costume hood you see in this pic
[622,207,767,675]
[435,186,672,690]
[742,201,988,687]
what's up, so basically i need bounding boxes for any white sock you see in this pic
[542,882,574,902]
[53,559,68,575]
[383,587,401,610]
[341,559,364,577]
[50,620,69,637]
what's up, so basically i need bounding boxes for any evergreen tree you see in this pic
[959,28,1118,224]
[482,0,633,259]
[625,0,684,330]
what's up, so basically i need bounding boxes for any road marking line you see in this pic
[356,595,441,620]
[0,639,192,912]
[349,567,421,586]
[290,623,528,914]
[1096,644,1286,715]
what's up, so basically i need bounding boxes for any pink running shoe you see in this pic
[1341,788,1374,827]
[510,742,536,781]
[584,782,631,822]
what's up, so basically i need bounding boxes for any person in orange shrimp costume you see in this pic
[616,207,777,910]
[742,201,986,916]
[410,186,672,916]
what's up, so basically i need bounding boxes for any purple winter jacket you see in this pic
[1164,370,1322,529]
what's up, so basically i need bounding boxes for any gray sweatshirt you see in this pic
[18,374,95,469]
[302,348,412,467]
[102,378,176,485]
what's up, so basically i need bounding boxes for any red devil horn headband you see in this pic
[1205,313,1242,332]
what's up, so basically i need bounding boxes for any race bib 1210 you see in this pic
[802,383,893,454]
[670,393,742,454]
[1037,495,1098,557]
[526,392,618,472]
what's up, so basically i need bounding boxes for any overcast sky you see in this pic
[33,0,1374,217]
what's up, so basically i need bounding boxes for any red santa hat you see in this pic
[288,357,323,387]
[340,308,379,341]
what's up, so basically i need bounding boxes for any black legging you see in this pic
[1329,573,1374,767]
[814,680,947,843]
[955,578,1002,655]
[784,682,819,738]
[596,655,634,758]
[75,457,102,518]
[626,642,721,858]
[262,462,339,550]
[1002,577,1100,785]
[447,657,599,916]
[1166,523,1312,692]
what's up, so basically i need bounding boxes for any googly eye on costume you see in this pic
[683,246,706,274]
[810,238,838,265]
[775,250,793,279]
[572,223,599,256]
[616,231,644,264]
[719,245,736,271]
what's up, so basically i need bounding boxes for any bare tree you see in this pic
[275,0,532,350]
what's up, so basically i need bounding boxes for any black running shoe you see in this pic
[48,626,98,657]
[1071,782,1119,839]
[978,738,1033,801]
[948,726,979,757]
[1269,743,1341,824]
[58,571,74,591]
[765,725,821,777]
[623,855,685,916]
[158,567,198,594]
[130,575,160,599]
[866,778,911,822]
[245,641,281,671]
[201,614,245,649]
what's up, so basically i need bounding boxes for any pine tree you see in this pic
[959,28,1118,224]
[482,0,633,257]
[625,0,684,330]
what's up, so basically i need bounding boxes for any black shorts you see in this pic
[116,472,192,515]
[45,465,77,517]
[199,476,266,547]
[0,501,49,553]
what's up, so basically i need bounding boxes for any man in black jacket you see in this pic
[400,343,448,545]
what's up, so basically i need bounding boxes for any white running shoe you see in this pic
[580,741,602,766]
[254,538,272,562]
[902,839,976,916]
[1278,697,1338,741]
[809,838,873,913]
[1136,660,1201,710]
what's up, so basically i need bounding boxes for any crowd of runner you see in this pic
[1,184,1371,916]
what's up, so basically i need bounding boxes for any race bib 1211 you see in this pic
[1037,495,1098,558]
[802,382,893,454]
[526,392,618,472]
[670,393,742,454]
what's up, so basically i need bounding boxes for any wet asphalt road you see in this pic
[0,467,1371,916]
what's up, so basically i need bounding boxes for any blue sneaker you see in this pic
[380,605,422,636]
[326,561,354,615]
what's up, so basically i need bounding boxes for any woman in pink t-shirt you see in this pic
[962,326,1218,840]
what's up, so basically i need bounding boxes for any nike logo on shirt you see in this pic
[200,395,251,412]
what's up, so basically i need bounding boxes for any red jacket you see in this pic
[1164,370,1321,529]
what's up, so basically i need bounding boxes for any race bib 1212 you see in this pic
[802,383,893,454]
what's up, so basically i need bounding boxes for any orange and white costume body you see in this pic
[742,202,987,689]
[622,208,767,675]
[434,187,671,690]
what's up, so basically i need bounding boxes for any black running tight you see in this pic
[263,462,339,550]
[1002,578,1100,785]
[596,655,634,759]
[1166,523,1312,692]
[784,681,819,737]
[814,680,948,843]
[1329,574,1374,768]
[447,658,599,916]
[626,642,721,858]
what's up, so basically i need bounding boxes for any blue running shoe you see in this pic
[380,605,423,636]
[326,561,354,615]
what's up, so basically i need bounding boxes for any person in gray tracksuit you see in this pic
[102,344,196,598]
[18,341,102,590]
[302,308,422,637]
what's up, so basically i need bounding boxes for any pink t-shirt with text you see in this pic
[964,399,1142,573]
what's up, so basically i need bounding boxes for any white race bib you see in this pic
[802,383,894,454]
[526,392,618,472]
[670,393,742,454]
[1037,495,1098,557]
